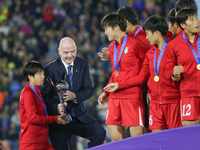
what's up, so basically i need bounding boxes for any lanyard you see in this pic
[114,34,128,71]
[29,83,48,116]
[182,33,200,64]
[154,38,169,76]
[134,26,142,37]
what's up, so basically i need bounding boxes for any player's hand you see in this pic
[63,91,76,102]
[104,83,119,92]
[98,92,108,106]
[57,114,68,125]
[173,66,183,76]
[97,47,111,61]
[172,74,181,82]
[146,93,151,106]
[57,103,65,114]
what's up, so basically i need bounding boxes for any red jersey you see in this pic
[117,42,180,104]
[177,29,184,37]
[19,83,57,149]
[165,31,200,99]
[104,35,147,99]
[127,25,152,50]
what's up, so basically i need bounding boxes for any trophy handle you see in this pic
[57,93,62,104]
[58,92,66,113]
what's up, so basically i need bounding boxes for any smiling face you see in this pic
[181,15,200,34]
[58,37,77,64]
[104,26,117,41]
[29,70,45,87]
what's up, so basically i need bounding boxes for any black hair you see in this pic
[23,60,44,82]
[176,8,198,30]
[142,15,168,36]
[175,0,197,13]
[167,8,176,26]
[117,6,138,25]
[101,12,127,31]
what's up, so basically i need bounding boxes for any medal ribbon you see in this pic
[154,38,169,76]
[134,26,143,37]
[114,34,128,72]
[29,83,48,116]
[182,33,200,64]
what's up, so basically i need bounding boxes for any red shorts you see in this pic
[106,98,145,127]
[181,97,200,121]
[149,103,182,130]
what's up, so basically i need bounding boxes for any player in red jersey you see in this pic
[98,12,147,141]
[104,15,182,132]
[165,8,200,126]
[98,6,151,133]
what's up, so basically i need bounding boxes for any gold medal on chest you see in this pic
[154,76,159,82]
[197,64,200,70]
[114,71,119,77]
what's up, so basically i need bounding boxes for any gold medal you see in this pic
[114,71,119,77]
[197,64,200,70]
[154,76,159,82]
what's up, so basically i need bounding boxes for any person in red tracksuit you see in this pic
[165,8,200,127]
[98,13,147,141]
[119,6,151,51]
[97,6,151,133]
[167,0,198,39]
[19,60,67,150]
[167,8,183,38]
[97,6,151,59]
[104,15,182,132]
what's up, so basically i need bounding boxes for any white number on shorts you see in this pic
[182,104,191,116]
[149,115,153,126]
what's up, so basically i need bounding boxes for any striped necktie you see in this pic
[68,65,73,91]
[67,65,75,117]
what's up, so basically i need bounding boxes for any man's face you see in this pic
[181,15,200,34]
[145,30,157,46]
[58,43,77,64]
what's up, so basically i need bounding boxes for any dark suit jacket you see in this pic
[41,56,95,137]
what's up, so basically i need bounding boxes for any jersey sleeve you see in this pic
[118,52,150,89]
[165,44,176,79]
[23,90,57,125]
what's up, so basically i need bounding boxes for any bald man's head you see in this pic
[59,37,76,49]
[58,37,77,64]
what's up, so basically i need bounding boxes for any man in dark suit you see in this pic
[41,37,106,150]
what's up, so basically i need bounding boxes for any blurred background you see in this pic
[0,0,177,149]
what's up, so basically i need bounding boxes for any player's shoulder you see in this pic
[168,35,182,47]
[127,36,140,45]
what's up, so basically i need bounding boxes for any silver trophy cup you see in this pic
[47,77,72,122]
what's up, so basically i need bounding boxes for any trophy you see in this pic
[47,73,72,122]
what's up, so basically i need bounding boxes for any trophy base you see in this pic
[62,113,72,122]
